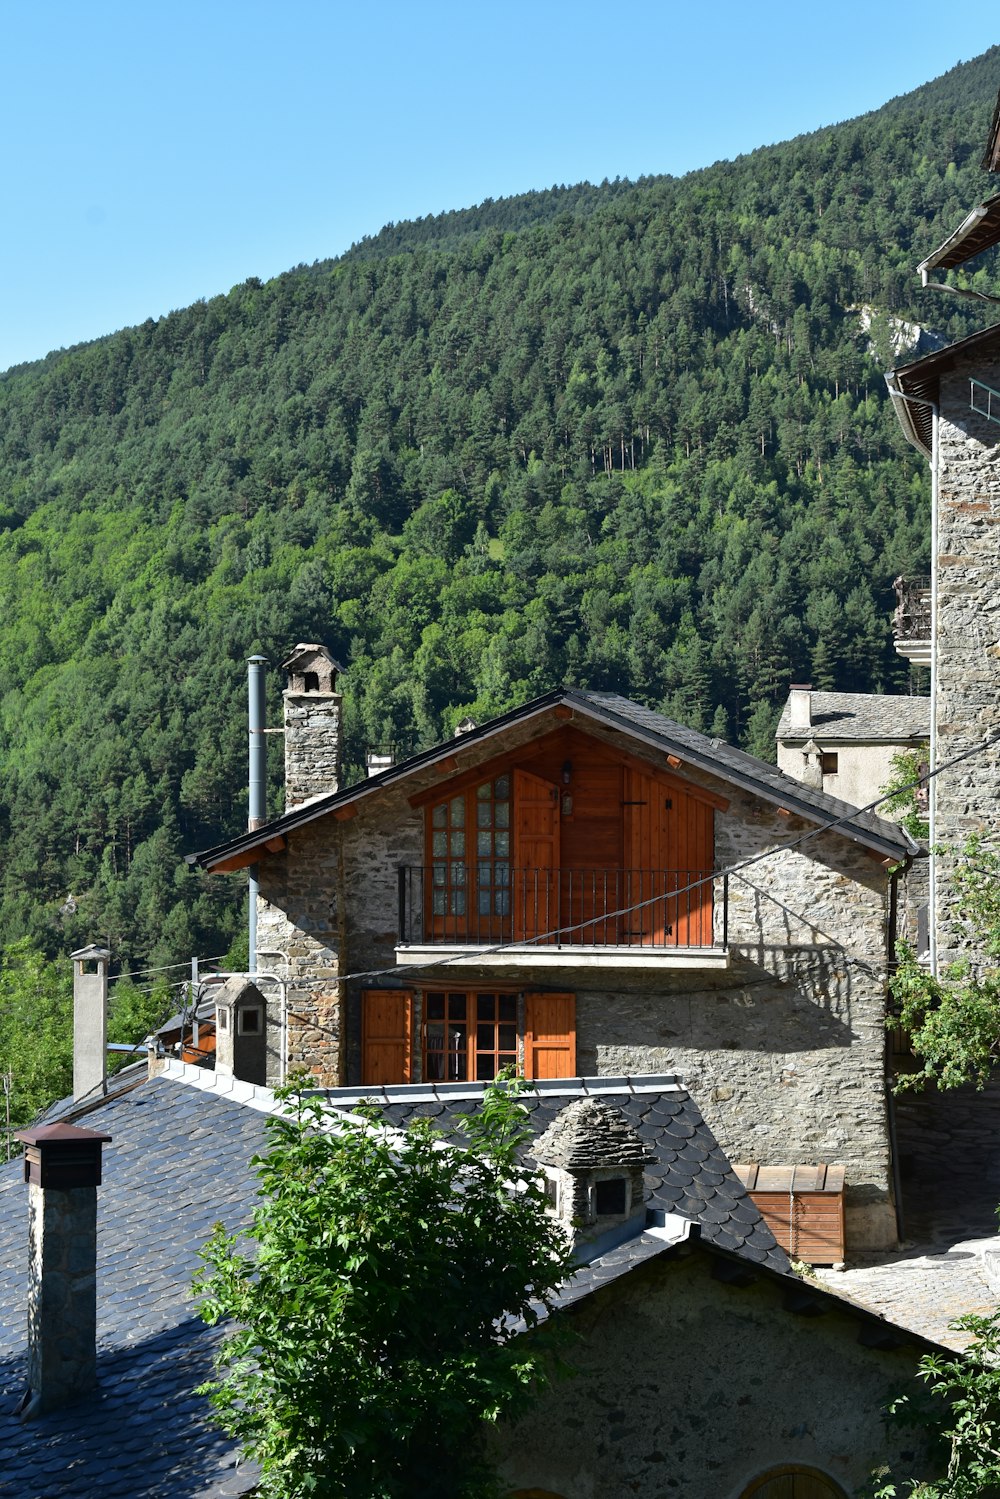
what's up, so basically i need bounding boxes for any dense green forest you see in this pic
[1,46,999,1000]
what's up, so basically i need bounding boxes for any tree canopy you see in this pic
[1,48,998,972]
[195,1079,574,1499]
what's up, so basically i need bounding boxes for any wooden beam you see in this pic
[666,754,683,769]
[264,835,287,853]
[554,705,573,720]
[334,805,357,822]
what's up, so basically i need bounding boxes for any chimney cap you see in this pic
[17,1122,112,1189]
[17,1122,113,1147]
[281,643,346,674]
[70,944,111,962]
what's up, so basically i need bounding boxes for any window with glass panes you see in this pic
[428,775,511,938]
[430,793,467,928]
[475,774,511,928]
[423,991,518,1082]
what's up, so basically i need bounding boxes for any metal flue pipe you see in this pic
[247,654,268,971]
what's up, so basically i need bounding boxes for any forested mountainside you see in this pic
[1,47,999,981]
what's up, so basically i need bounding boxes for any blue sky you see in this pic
[2,2,998,373]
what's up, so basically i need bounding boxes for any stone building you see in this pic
[192,674,918,1251]
[776,685,928,812]
[886,105,1000,971]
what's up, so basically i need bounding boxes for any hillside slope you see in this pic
[0,48,998,969]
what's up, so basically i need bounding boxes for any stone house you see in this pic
[776,685,929,813]
[886,102,1000,971]
[191,652,918,1250]
[0,1039,943,1499]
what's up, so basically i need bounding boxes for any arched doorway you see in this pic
[740,1466,849,1499]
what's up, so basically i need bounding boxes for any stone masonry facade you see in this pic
[934,353,1000,966]
[253,711,898,1249]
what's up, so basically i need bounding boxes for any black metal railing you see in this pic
[397,867,727,950]
[892,574,931,643]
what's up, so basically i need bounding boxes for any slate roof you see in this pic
[0,1069,268,1499]
[190,686,913,873]
[775,691,930,744]
[320,1074,789,1273]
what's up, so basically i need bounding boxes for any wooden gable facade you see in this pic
[404,724,724,950]
[363,725,724,1086]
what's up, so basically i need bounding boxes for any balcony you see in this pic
[893,574,931,667]
[395,866,731,970]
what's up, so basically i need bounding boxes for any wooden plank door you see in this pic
[513,769,560,943]
[361,990,412,1084]
[623,768,714,946]
[524,992,576,1079]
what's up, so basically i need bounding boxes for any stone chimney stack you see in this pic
[532,1097,650,1254]
[16,1121,111,1415]
[281,644,345,810]
[70,946,110,1102]
[788,685,813,734]
[214,977,268,1087]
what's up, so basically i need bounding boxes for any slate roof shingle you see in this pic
[0,1066,783,1497]
[775,691,930,744]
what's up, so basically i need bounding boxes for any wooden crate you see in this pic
[734,1163,846,1265]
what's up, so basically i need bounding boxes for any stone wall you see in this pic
[283,690,341,809]
[493,1245,935,1498]
[934,353,1000,965]
[256,817,345,1085]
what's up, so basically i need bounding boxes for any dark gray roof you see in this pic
[321,1075,789,1273]
[191,687,913,873]
[775,691,930,744]
[0,1073,267,1498]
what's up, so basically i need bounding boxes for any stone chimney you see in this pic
[788,685,813,734]
[454,716,477,737]
[366,750,394,778]
[214,977,268,1087]
[70,946,110,1102]
[532,1097,650,1254]
[281,644,345,810]
[16,1121,111,1416]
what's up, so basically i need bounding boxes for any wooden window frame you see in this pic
[423,988,519,1083]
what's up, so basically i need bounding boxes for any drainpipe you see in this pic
[247,655,268,974]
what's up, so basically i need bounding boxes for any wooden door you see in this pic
[513,769,560,943]
[361,990,412,1085]
[623,768,713,946]
[741,1468,847,1499]
[524,993,576,1079]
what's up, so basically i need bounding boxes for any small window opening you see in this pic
[303,671,320,692]
[238,1007,263,1035]
[543,1176,559,1211]
[820,752,839,775]
[594,1178,628,1216]
[216,1007,229,1032]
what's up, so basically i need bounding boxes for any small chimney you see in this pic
[532,1098,650,1254]
[16,1121,111,1416]
[281,644,345,810]
[214,977,268,1086]
[801,736,824,791]
[788,685,812,734]
[366,750,394,778]
[454,716,477,737]
[70,946,110,1102]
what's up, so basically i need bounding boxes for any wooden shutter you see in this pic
[623,766,714,946]
[513,769,560,942]
[361,989,412,1085]
[524,992,575,1079]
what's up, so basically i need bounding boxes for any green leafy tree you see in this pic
[872,1306,1000,1497]
[892,836,1000,1090]
[195,1077,574,1499]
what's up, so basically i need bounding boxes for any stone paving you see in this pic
[815,1079,1000,1348]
